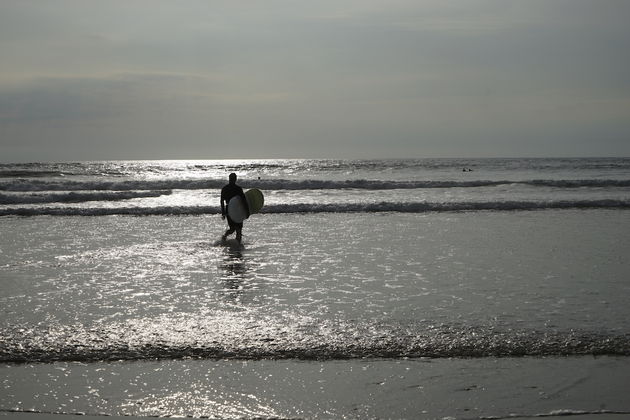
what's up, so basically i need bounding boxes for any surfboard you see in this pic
[245,188,264,214]
[227,196,247,223]
[227,188,264,223]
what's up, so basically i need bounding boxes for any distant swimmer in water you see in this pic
[220,173,249,243]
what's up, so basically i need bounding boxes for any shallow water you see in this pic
[2,210,629,362]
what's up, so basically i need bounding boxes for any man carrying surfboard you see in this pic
[220,173,249,243]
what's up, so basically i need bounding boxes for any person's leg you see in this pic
[223,217,236,240]
[222,227,234,240]
[235,223,243,243]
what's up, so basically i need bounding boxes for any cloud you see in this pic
[0,73,222,123]
[1,0,630,160]
[0,78,119,123]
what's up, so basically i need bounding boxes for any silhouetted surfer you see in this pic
[220,173,249,243]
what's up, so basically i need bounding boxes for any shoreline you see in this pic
[3,410,630,420]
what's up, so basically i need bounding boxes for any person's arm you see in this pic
[220,189,226,218]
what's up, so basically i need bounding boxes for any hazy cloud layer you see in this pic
[1,0,629,161]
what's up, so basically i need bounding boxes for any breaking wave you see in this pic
[0,170,71,178]
[1,316,629,363]
[2,178,630,192]
[0,190,171,205]
[1,199,630,216]
[264,200,630,213]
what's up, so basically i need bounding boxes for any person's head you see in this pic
[229,173,237,184]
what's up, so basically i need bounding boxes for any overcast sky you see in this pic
[1,0,629,161]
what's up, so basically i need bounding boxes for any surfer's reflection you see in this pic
[220,246,247,303]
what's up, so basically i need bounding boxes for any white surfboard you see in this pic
[227,189,265,223]
[227,195,248,223]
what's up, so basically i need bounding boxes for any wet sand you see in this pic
[3,356,630,419]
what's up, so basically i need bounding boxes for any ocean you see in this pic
[1,158,630,419]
